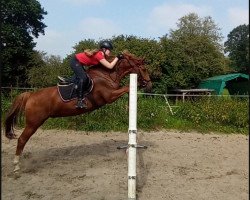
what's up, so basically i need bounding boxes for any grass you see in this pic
[2,93,249,134]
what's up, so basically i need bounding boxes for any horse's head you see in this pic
[117,52,152,92]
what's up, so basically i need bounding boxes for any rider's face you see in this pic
[104,49,111,57]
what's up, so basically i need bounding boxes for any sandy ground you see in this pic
[2,129,249,200]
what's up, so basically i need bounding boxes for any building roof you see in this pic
[201,73,249,82]
[198,73,249,95]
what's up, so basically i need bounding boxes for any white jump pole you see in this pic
[128,73,137,200]
[117,74,146,199]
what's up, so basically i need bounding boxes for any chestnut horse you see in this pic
[4,52,152,173]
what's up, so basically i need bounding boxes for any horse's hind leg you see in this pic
[13,121,46,173]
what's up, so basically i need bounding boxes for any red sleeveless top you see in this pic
[75,51,104,66]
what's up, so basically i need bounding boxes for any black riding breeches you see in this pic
[70,56,88,84]
[70,56,88,98]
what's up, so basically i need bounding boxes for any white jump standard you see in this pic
[118,74,147,200]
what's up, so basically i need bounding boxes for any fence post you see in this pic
[127,74,137,200]
[117,74,147,200]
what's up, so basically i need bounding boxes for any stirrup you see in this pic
[58,76,66,82]
[76,99,87,109]
[58,76,73,84]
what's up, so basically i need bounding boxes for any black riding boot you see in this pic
[76,80,87,109]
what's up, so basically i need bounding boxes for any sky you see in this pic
[34,0,249,58]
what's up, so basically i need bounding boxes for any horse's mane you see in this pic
[122,50,144,62]
[106,50,142,62]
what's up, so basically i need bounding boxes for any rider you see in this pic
[70,40,124,108]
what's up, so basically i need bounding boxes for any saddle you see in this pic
[57,75,93,102]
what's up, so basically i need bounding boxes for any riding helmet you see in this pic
[99,41,113,50]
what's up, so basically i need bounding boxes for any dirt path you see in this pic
[2,129,249,200]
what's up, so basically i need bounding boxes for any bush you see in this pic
[175,97,249,131]
[2,93,248,134]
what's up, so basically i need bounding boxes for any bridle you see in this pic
[108,56,151,87]
[125,58,151,87]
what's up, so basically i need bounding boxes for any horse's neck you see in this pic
[88,65,110,74]
[118,68,132,80]
[107,55,134,80]
[117,58,135,80]
[88,66,119,83]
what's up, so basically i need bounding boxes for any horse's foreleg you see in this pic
[107,86,129,103]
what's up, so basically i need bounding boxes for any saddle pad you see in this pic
[57,83,77,102]
[57,79,94,102]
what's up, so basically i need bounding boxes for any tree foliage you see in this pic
[12,11,230,93]
[28,53,70,88]
[111,35,164,79]
[170,13,223,50]
[153,13,228,93]
[159,35,228,92]
[224,24,249,73]
[1,0,47,86]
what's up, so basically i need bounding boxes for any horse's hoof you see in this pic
[6,133,18,140]
[14,171,21,179]
[14,165,20,173]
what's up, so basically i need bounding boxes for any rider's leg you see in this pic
[70,56,88,108]
[76,78,87,108]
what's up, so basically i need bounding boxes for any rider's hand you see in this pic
[116,53,124,60]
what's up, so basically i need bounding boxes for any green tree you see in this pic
[1,0,47,86]
[160,35,228,90]
[28,53,70,88]
[170,13,223,50]
[224,24,249,73]
[73,39,98,54]
[156,13,228,93]
[111,35,163,79]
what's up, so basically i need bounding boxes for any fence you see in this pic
[2,86,249,98]
[3,87,247,114]
[2,86,248,113]
[1,86,248,133]
[1,86,36,101]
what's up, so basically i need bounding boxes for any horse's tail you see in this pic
[5,92,32,139]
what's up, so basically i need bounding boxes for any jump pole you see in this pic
[127,73,137,200]
[117,73,147,200]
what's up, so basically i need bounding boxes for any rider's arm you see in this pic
[99,57,119,69]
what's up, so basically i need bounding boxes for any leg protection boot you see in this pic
[76,79,87,109]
